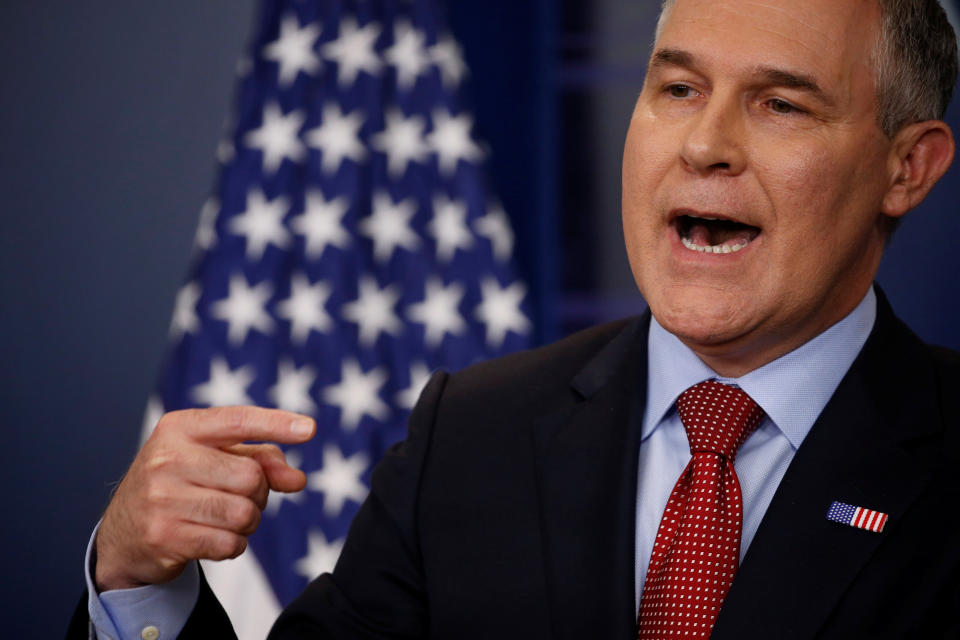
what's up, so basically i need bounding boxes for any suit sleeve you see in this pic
[267,371,448,639]
[65,569,237,640]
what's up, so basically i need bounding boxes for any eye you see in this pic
[768,98,801,115]
[667,84,697,99]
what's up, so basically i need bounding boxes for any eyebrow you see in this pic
[649,48,834,106]
[755,66,833,106]
[650,48,695,70]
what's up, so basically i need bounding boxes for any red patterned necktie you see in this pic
[637,380,765,639]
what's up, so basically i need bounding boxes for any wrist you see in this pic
[93,527,150,592]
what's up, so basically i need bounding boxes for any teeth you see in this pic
[681,237,749,254]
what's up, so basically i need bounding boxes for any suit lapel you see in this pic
[533,316,649,640]
[712,294,942,639]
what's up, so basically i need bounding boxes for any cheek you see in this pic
[623,109,677,184]
[622,125,672,285]
[753,141,855,239]
[623,127,676,220]
[622,128,659,230]
[752,136,890,285]
[623,129,652,198]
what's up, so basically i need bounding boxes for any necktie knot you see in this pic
[676,380,764,461]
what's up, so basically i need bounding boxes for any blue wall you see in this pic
[0,2,257,634]
[1,2,957,638]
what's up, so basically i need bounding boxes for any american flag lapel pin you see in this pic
[826,501,888,533]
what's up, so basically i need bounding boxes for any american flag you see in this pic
[826,501,888,533]
[143,0,531,636]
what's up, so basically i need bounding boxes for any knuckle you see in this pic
[229,500,260,533]
[156,555,182,572]
[228,536,248,559]
[260,443,284,459]
[143,449,179,474]
[152,413,173,435]
[253,485,270,511]
[154,410,187,435]
[233,458,264,492]
[234,406,264,437]
[207,531,247,561]
[141,518,171,550]
[235,405,252,425]
[143,480,173,508]
[207,405,257,438]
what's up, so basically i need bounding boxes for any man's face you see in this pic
[623,0,897,374]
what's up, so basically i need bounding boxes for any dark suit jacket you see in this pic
[70,294,960,638]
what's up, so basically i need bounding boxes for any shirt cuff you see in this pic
[85,521,199,640]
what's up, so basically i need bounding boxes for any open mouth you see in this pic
[674,214,761,254]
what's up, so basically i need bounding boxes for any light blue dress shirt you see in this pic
[634,287,876,608]
[87,288,877,637]
[85,521,199,640]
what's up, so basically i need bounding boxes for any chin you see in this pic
[658,314,742,348]
[646,285,754,348]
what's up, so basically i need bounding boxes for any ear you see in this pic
[881,120,955,218]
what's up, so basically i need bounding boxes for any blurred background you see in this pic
[2,1,958,637]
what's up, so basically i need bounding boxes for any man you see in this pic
[71,0,960,637]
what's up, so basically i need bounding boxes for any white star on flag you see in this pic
[371,109,429,177]
[229,189,291,261]
[290,190,351,259]
[384,20,430,89]
[192,357,256,407]
[425,110,483,175]
[321,359,390,431]
[265,450,305,516]
[269,360,318,415]
[475,278,531,348]
[210,273,275,345]
[307,444,370,518]
[340,276,403,347]
[407,277,466,347]
[429,194,474,262]
[170,281,201,339]
[429,35,467,88]
[395,361,432,410]
[474,204,515,261]
[244,103,306,174]
[276,273,333,343]
[321,17,382,87]
[194,198,219,251]
[294,530,344,580]
[305,102,367,175]
[358,192,421,263]
[262,13,322,86]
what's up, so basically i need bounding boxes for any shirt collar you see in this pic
[643,287,877,450]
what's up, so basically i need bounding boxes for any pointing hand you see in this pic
[94,406,315,592]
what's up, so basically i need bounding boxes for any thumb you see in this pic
[229,444,307,493]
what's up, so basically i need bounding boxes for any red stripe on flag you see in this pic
[875,512,888,532]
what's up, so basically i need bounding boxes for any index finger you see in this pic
[165,406,316,447]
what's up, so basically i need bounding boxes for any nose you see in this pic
[680,91,746,176]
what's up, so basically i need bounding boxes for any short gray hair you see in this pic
[655,0,958,138]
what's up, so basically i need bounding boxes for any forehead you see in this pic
[656,0,881,92]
